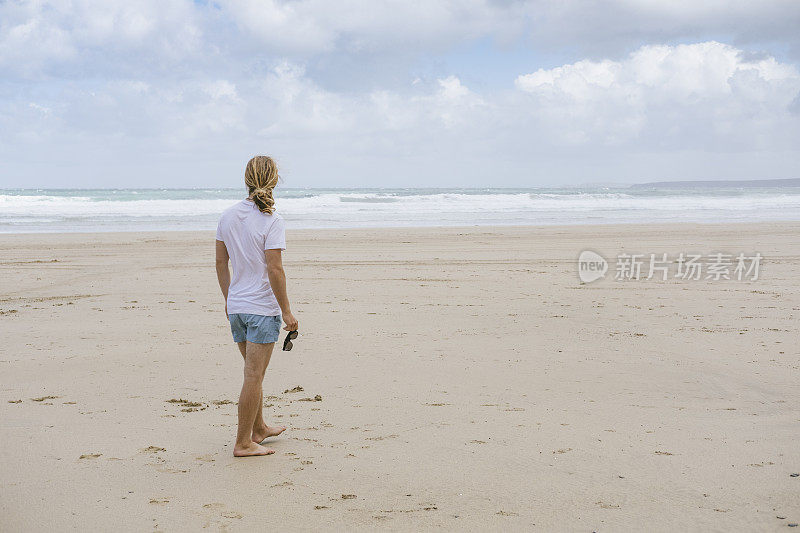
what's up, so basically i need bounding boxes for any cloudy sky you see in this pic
[1,0,799,188]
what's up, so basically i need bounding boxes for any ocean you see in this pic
[2,187,800,233]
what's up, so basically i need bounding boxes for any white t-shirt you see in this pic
[216,199,286,316]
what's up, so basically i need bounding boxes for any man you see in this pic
[215,155,299,457]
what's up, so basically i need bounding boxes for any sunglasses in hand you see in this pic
[282,330,298,351]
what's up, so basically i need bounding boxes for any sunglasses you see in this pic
[282,330,298,351]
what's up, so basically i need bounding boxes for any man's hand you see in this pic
[283,312,298,331]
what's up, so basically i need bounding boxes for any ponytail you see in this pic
[244,156,280,214]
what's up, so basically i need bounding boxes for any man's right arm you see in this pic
[266,249,298,331]
[215,239,230,317]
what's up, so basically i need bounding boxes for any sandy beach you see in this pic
[1,223,798,531]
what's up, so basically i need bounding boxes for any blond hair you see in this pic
[244,155,280,214]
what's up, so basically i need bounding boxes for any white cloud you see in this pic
[433,76,485,127]
[219,0,521,54]
[203,80,239,101]
[523,0,800,59]
[3,0,799,81]
[0,0,201,77]
[203,0,800,62]
[2,41,799,186]
[514,42,800,148]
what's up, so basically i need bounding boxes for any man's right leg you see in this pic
[236,341,286,444]
[233,341,274,457]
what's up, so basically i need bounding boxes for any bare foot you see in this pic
[252,425,287,444]
[233,441,275,457]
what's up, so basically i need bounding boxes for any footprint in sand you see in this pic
[141,446,166,454]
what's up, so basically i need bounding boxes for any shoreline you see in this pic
[2,218,800,238]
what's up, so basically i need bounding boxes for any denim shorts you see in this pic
[229,314,281,344]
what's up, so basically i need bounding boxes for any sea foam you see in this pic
[2,188,800,233]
